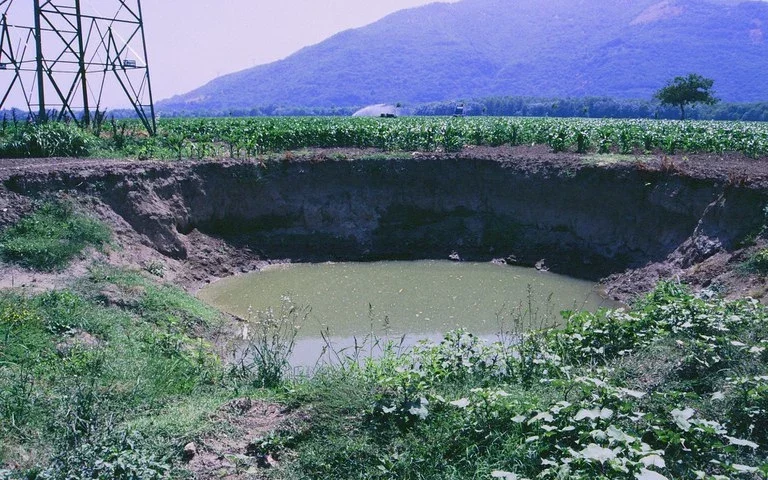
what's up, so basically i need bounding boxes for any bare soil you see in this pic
[185,398,308,480]
[1,145,767,302]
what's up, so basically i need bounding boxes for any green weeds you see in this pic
[84,264,221,328]
[277,283,768,479]
[1,265,767,479]
[230,296,309,388]
[0,267,229,476]
[0,202,110,270]
[742,247,768,275]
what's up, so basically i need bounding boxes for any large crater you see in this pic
[2,150,767,299]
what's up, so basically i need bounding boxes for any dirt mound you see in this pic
[185,398,307,480]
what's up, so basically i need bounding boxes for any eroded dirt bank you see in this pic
[2,147,767,301]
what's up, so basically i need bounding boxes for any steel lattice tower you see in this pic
[0,0,156,134]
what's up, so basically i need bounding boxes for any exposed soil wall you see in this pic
[2,148,767,300]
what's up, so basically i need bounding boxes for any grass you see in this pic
[84,264,222,327]
[0,265,235,478]
[0,202,111,271]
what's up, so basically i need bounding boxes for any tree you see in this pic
[654,73,718,120]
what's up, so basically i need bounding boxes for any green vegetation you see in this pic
[412,96,768,122]
[741,248,768,276]
[0,122,93,158]
[2,268,766,479]
[232,296,309,388]
[0,266,229,478]
[153,117,768,157]
[152,96,768,121]
[4,117,768,160]
[0,202,110,270]
[268,283,768,480]
[655,74,719,121]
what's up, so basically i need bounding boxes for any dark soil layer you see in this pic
[2,146,768,302]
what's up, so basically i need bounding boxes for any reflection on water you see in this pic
[199,261,619,367]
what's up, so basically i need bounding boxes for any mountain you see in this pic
[159,0,768,111]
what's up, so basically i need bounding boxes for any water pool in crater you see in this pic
[199,261,618,343]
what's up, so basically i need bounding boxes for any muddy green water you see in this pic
[199,261,617,345]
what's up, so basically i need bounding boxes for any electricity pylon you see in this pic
[0,0,156,134]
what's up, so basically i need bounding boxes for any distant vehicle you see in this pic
[453,103,465,117]
[0,63,7,70]
[380,113,396,118]
[123,59,137,68]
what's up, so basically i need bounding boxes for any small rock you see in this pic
[182,442,197,461]
[98,284,139,308]
[226,397,253,414]
[56,330,102,356]
[257,453,279,469]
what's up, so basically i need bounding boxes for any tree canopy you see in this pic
[654,74,718,120]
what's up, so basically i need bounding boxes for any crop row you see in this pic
[142,117,768,158]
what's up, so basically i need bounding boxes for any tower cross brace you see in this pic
[0,0,156,134]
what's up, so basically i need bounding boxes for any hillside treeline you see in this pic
[414,96,768,121]
[153,97,768,121]
[5,97,768,121]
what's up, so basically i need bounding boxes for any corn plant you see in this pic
[104,116,768,159]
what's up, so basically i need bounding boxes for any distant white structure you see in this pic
[352,104,400,117]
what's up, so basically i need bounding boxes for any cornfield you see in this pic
[149,117,768,158]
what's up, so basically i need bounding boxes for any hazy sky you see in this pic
[142,0,457,100]
[0,0,455,109]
